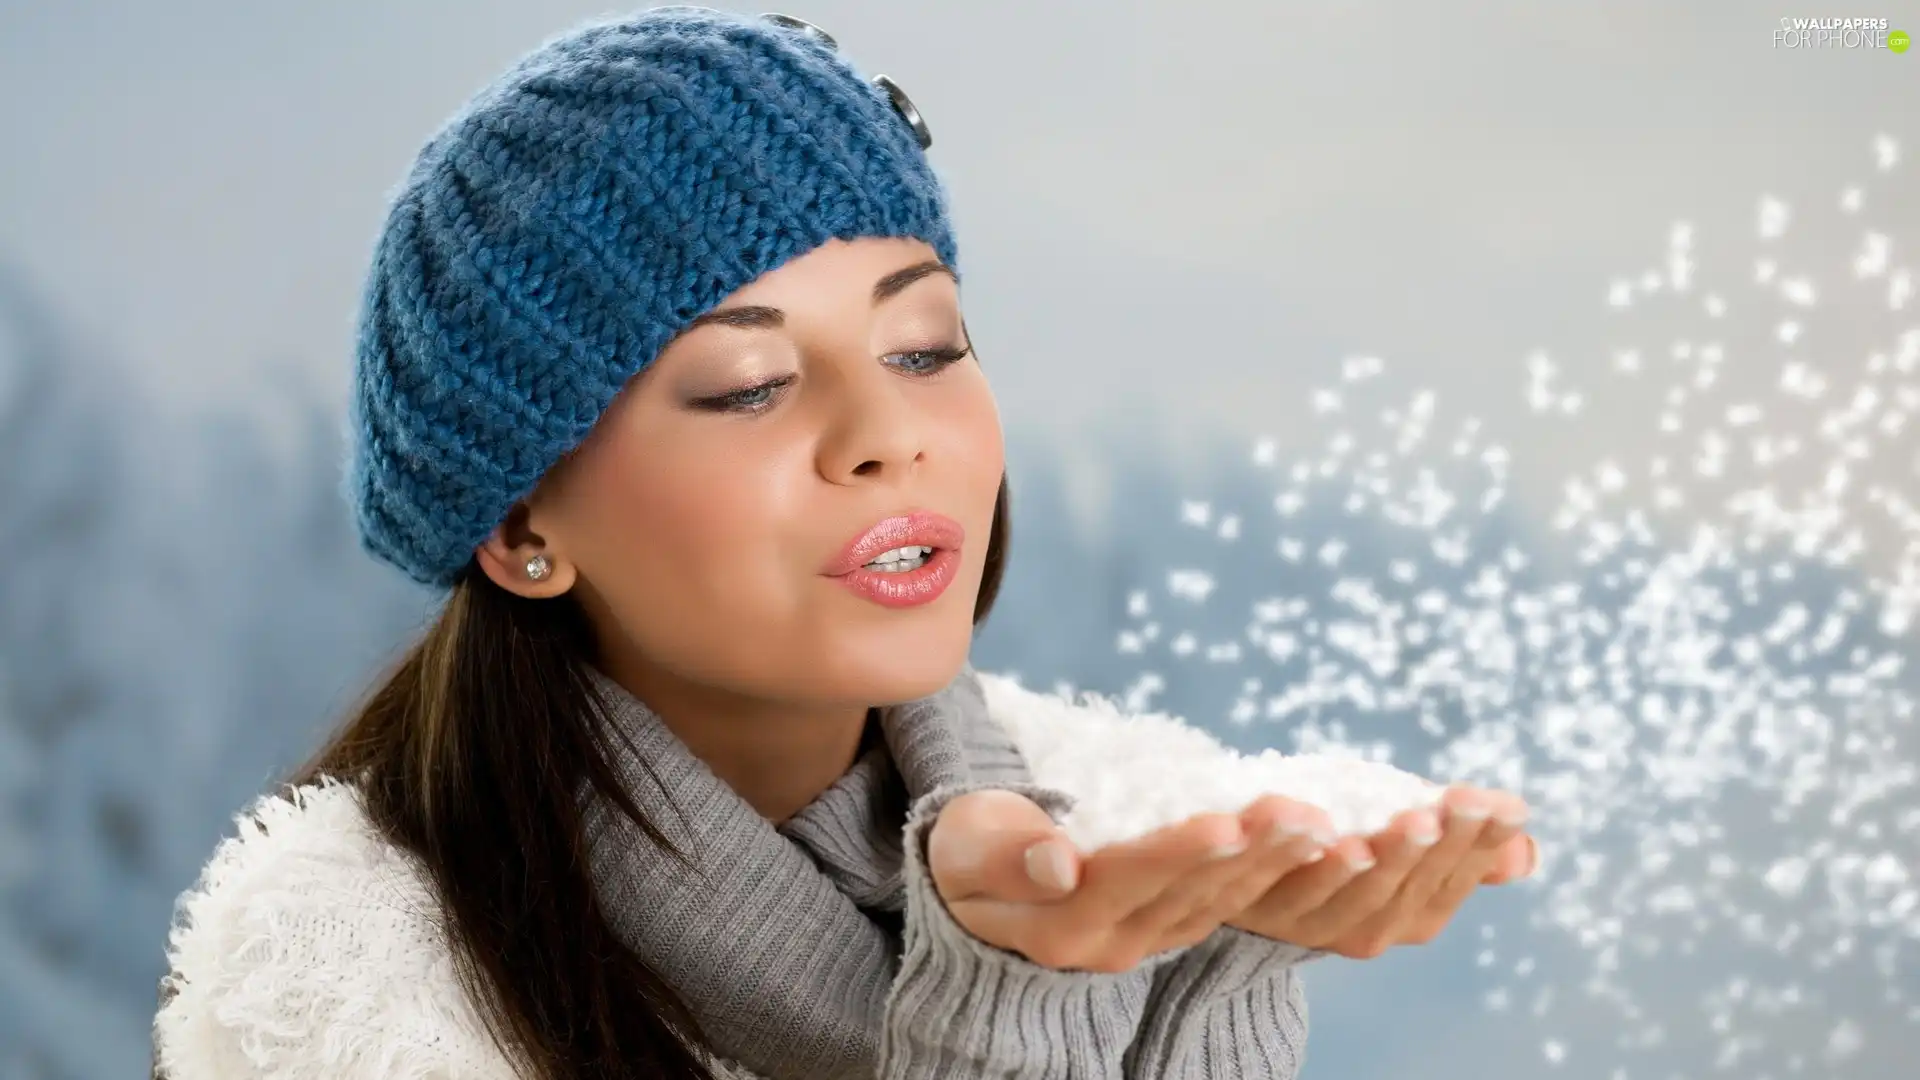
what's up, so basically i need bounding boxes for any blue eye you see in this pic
[695,375,794,414]
[889,344,972,375]
[691,344,970,416]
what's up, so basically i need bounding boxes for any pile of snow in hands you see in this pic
[989,675,1445,851]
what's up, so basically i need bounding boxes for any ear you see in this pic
[474,503,578,599]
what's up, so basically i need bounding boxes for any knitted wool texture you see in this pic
[347,6,958,587]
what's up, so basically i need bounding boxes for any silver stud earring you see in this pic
[525,554,552,582]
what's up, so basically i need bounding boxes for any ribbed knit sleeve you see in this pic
[1123,927,1318,1079]
[880,779,1162,1079]
[964,669,1324,1078]
[879,778,1322,1080]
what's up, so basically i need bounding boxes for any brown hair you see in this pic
[284,475,1012,1079]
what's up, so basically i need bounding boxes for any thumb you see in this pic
[1016,833,1083,901]
[929,790,1083,904]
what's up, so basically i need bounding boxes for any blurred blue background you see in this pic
[3,2,1918,1077]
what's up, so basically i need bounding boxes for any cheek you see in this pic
[945,367,1006,508]
[563,428,814,628]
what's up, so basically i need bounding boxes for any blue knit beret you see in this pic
[346,6,958,588]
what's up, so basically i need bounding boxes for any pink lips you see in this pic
[825,511,965,608]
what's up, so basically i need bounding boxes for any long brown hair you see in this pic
[286,475,1012,1080]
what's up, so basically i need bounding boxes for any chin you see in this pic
[812,611,977,706]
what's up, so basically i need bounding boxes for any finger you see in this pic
[1044,811,1253,969]
[1395,790,1495,912]
[1238,793,1339,850]
[1472,790,1529,852]
[1291,807,1439,943]
[1409,818,1535,939]
[1234,831,1375,933]
[1075,810,1249,927]
[1460,791,1526,883]
[1153,797,1333,943]
[1482,833,1538,885]
[1343,797,1500,951]
[1124,792,1323,928]
[1167,830,1329,944]
[931,790,1083,905]
[1119,820,1264,939]
[1416,856,1490,936]
[1020,834,1084,899]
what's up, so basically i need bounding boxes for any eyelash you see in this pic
[696,345,973,415]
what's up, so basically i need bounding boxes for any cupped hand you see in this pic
[927,789,1336,973]
[1225,785,1539,959]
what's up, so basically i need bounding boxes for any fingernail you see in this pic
[1026,840,1078,892]
[1449,801,1491,822]
[1496,807,1530,829]
[1265,819,1298,847]
[1210,836,1250,860]
[1310,826,1338,847]
[1525,835,1540,876]
[1345,850,1376,873]
[1409,815,1441,847]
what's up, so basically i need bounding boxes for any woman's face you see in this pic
[487,237,1004,708]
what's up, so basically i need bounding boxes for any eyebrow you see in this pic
[679,259,956,334]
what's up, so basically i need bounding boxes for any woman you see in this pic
[151,8,1537,1079]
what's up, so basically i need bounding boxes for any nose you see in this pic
[815,363,926,486]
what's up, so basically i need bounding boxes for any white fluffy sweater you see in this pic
[152,673,1381,1079]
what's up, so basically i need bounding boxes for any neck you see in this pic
[596,656,872,823]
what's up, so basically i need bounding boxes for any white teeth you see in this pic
[865,545,934,570]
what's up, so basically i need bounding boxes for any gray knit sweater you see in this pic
[151,666,1316,1079]
[581,665,1318,1079]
